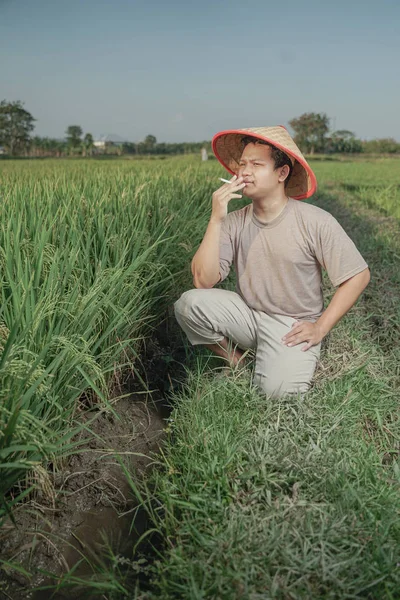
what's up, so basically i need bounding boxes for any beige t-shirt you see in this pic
[218,199,368,321]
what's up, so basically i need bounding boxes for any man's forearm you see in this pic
[316,268,370,337]
[191,218,222,288]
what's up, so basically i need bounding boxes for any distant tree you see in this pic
[362,138,400,154]
[30,135,43,157]
[327,130,363,153]
[144,134,157,147]
[136,135,157,155]
[156,142,167,155]
[0,100,35,155]
[55,139,66,158]
[289,112,330,154]
[66,125,83,152]
[82,132,94,157]
[122,142,136,154]
[29,136,66,158]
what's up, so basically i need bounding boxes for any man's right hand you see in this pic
[211,175,246,223]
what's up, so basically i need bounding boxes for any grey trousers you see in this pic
[173,288,321,398]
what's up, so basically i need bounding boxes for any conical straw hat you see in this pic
[212,125,317,200]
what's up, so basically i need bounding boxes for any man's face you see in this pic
[237,142,288,199]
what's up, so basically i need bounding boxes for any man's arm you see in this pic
[316,268,370,338]
[191,175,245,289]
[191,219,222,288]
[282,268,371,351]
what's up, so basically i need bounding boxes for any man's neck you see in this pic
[252,192,289,224]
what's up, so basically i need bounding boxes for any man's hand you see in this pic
[281,270,370,352]
[282,321,324,352]
[211,175,246,223]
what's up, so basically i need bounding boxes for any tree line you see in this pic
[287,113,400,155]
[1,100,399,158]
[29,130,211,158]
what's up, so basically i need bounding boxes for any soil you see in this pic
[0,312,189,600]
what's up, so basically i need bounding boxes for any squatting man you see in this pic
[174,125,370,398]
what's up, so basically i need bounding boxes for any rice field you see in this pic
[1,155,400,598]
[0,158,205,515]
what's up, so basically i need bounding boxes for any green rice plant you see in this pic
[0,154,248,520]
[0,158,212,520]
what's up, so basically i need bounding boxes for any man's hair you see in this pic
[240,135,293,188]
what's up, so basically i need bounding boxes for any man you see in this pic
[174,126,370,398]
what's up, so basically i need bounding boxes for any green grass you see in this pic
[136,372,399,598]
[1,156,400,598]
[313,157,400,219]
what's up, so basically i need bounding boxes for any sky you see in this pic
[1,0,399,143]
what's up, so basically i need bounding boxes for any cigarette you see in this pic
[219,177,232,184]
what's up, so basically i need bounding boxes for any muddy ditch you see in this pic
[0,313,189,600]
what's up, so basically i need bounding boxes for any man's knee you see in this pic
[173,289,226,346]
[174,289,201,319]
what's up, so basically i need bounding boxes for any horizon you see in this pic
[23,130,399,145]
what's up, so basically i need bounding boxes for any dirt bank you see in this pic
[0,315,187,599]
[0,390,165,599]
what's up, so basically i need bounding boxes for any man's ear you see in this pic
[278,165,290,183]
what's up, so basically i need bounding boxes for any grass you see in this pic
[1,155,400,598]
[136,373,399,598]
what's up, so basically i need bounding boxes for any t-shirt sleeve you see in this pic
[218,217,234,283]
[314,215,369,287]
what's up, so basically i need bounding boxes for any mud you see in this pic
[0,394,164,599]
[0,314,189,599]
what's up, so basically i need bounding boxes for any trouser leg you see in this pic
[174,290,320,398]
[253,313,321,398]
[173,288,258,350]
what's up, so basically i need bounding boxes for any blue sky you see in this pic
[1,0,399,143]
